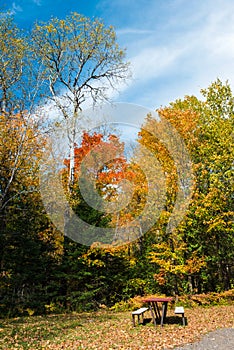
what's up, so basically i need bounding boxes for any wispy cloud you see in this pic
[105,0,234,108]
[130,46,184,82]
[116,28,154,36]
[7,0,234,110]
[9,2,23,15]
[32,0,42,5]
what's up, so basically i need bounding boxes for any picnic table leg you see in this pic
[161,302,168,326]
[149,303,157,326]
[132,314,136,327]
[155,302,161,321]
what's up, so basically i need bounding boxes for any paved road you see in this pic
[170,328,234,350]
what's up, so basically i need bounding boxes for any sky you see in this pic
[5,0,234,110]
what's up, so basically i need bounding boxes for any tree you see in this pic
[126,79,233,295]
[52,131,137,310]
[0,14,43,114]
[0,111,64,316]
[61,131,134,239]
[0,15,26,112]
[30,12,130,185]
[0,112,45,218]
[145,79,234,293]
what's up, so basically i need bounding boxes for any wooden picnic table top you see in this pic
[142,297,174,326]
[142,297,173,303]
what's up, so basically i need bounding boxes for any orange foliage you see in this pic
[63,131,134,197]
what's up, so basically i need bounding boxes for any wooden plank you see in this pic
[174,306,184,314]
[174,306,186,326]
[132,307,148,315]
[132,307,148,326]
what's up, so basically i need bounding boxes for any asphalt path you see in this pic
[169,328,234,350]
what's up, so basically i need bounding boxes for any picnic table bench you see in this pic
[132,307,149,326]
[174,306,186,326]
[131,299,186,327]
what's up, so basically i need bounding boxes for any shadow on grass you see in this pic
[138,316,188,327]
[166,315,188,326]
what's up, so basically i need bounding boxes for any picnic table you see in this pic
[142,297,173,326]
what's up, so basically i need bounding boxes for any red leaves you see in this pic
[63,131,132,199]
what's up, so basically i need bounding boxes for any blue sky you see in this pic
[6,0,234,110]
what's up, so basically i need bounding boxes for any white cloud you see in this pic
[32,0,42,5]
[20,0,234,114]
[116,28,154,36]
[111,0,234,108]
[9,2,23,15]
[130,46,184,82]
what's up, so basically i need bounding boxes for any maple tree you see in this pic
[62,131,136,231]
[51,131,138,309]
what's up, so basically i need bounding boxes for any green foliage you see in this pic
[0,199,60,316]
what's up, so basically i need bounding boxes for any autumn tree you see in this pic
[0,111,63,316]
[0,112,44,217]
[140,79,234,294]
[30,12,130,185]
[0,13,45,114]
[61,131,135,239]
[52,130,139,310]
[0,15,26,112]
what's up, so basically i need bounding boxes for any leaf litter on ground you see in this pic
[0,304,233,349]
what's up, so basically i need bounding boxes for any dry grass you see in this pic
[0,304,233,349]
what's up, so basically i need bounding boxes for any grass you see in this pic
[0,304,233,349]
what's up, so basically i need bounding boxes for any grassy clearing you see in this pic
[0,304,233,349]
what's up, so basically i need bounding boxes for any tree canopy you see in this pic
[31,13,129,115]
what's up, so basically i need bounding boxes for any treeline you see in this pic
[0,11,233,317]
